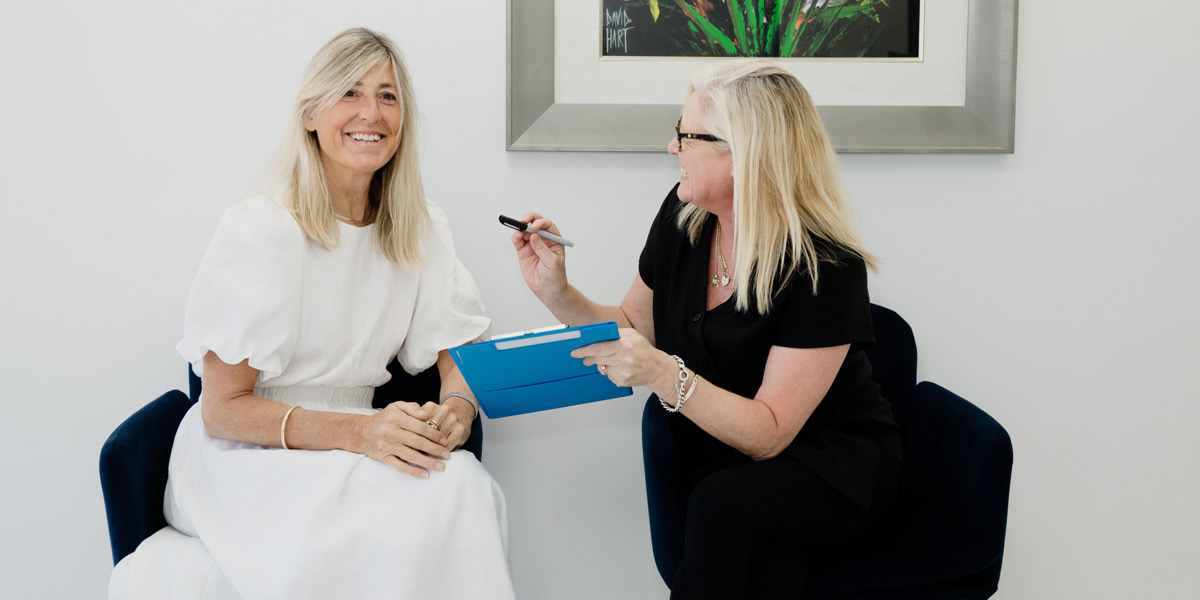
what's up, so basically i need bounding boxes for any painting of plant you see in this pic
[602,0,919,59]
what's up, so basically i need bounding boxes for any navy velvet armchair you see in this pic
[642,304,1014,599]
[99,361,483,565]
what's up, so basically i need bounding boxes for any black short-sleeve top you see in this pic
[638,187,902,508]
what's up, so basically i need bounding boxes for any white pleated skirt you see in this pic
[110,386,515,600]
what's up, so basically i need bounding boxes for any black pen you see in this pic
[499,214,575,247]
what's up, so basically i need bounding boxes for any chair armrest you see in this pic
[99,390,193,565]
[642,395,688,587]
[803,383,1013,597]
[906,382,1013,557]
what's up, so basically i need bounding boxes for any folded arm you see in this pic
[199,351,451,478]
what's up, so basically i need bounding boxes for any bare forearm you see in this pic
[539,284,632,328]
[201,395,365,452]
[683,386,793,460]
[437,351,478,423]
[646,356,796,460]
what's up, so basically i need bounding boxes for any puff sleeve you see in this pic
[397,202,491,375]
[175,197,305,381]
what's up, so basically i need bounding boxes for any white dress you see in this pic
[110,196,515,600]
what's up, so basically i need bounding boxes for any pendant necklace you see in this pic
[712,220,731,288]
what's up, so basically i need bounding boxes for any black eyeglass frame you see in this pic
[675,117,722,145]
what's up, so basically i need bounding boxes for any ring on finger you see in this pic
[425,419,441,431]
[599,364,608,376]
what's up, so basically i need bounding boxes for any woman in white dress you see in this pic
[110,28,516,600]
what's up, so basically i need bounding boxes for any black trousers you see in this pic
[669,451,902,600]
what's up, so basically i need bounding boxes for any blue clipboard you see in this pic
[449,321,633,418]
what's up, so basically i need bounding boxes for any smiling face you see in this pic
[306,61,403,185]
[667,93,734,213]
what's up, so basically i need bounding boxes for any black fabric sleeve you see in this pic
[638,186,681,291]
[773,251,874,349]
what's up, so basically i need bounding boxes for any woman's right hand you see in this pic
[355,402,451,479]
[511,212,568,301]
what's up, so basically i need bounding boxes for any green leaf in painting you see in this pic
[780,0,808,57]
[727,0,750,55]
[673,0,738,55]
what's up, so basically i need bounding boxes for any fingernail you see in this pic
[442,451,451,459]
[440,437,449,446]
[434,463,445,471]
[419,471,429,479]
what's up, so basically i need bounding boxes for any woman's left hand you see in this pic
[420,400,472,451]
[571,328,675,394]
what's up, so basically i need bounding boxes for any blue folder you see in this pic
[449,321,633,418]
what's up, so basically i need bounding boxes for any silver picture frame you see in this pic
[507,0,1018,154]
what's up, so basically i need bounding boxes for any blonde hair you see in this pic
[676,59,877,313]
[262,27,429,268]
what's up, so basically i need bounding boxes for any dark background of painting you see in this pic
[602,0,919,59]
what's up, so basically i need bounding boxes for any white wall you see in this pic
[2,1,1198,598]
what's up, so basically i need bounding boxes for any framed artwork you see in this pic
[507,0,1018,153]
[602,0,921,59]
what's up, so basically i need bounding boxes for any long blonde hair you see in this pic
[677,60,877,313]
[262,27,429,268]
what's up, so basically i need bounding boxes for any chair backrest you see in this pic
[864,304,918,428]
[100,389,194,564]
[375,359,441,408]
[188,365,201,403]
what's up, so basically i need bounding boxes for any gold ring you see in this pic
[599,365,608,376]
[425,419,441,431]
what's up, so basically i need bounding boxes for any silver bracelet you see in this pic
[659,355,690,413]
[440,392,479,420]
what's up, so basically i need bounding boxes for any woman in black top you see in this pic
[511,60,902,599]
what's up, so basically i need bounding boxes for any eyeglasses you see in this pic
[675,117,722,146]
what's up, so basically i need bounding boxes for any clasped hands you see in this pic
[357,399,473,479]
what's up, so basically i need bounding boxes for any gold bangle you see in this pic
[280,405,300,450]
[682,373,701,403]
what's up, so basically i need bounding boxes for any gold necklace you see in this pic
[334,211,374,227]
[711,220,731,288]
